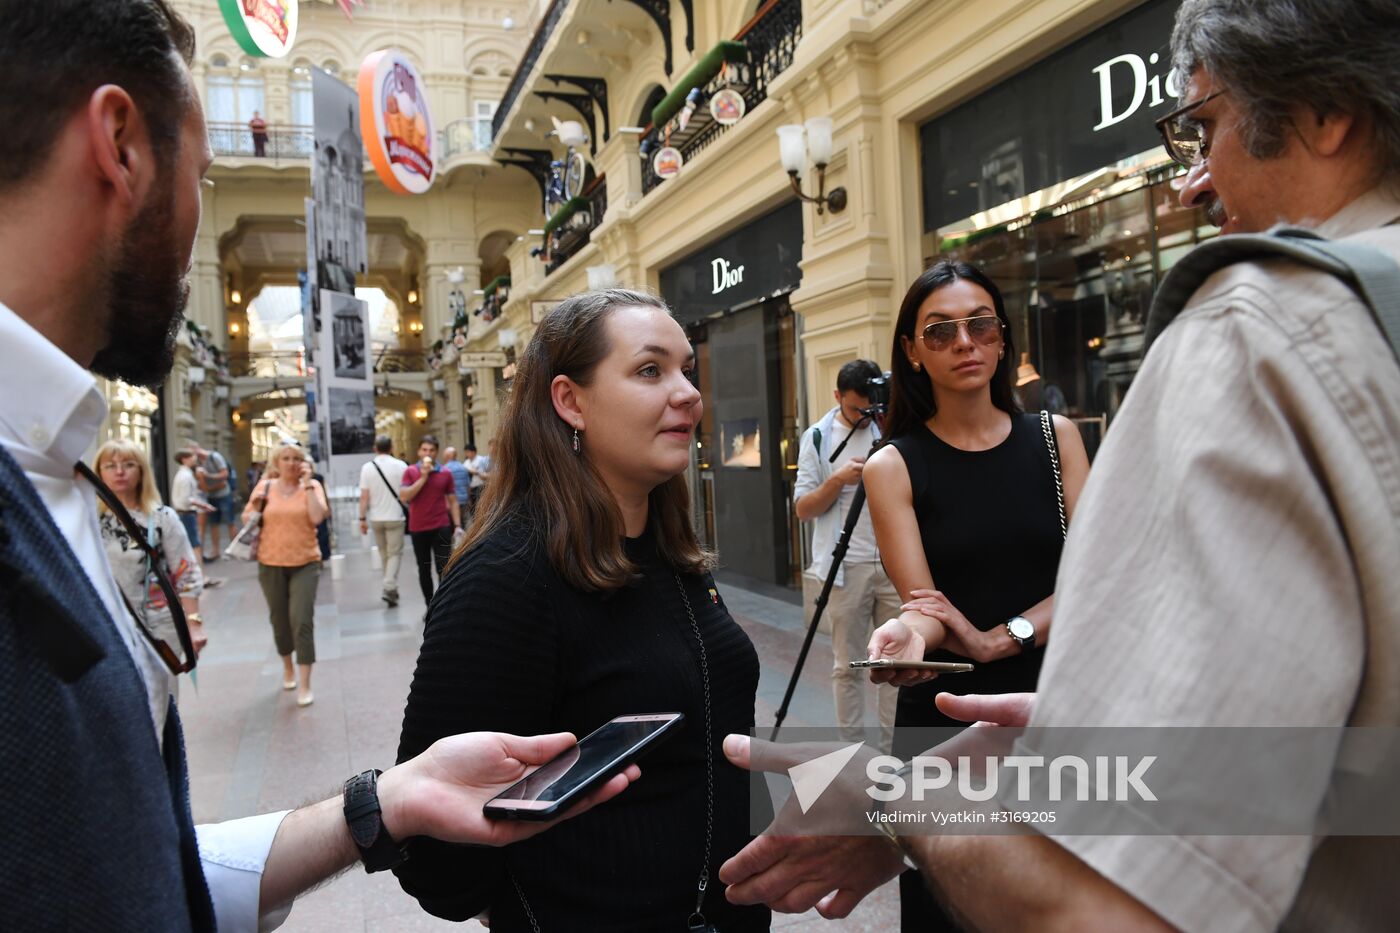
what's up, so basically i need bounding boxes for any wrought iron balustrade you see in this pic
[208,122,314,161]
[492,0,570,143]
[640,0,802,194]
[544,174,608,275]
[228,350,307,378]
[228,348,427,377]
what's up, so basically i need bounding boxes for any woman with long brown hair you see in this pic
[393,289,768,932]
[862,260,1090,930]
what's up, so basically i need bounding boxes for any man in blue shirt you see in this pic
[440,445,471,515]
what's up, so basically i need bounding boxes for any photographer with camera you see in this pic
[793,360,901,752]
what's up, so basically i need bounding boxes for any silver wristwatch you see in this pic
[1006,615,1036,651]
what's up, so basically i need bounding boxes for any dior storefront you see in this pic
[660,200,805,588]
[921,0,1214,457]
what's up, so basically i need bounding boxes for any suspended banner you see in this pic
[218,0,298,58]
[359,49,437,194]
[311,68,367,296]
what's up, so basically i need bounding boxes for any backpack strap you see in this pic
[1144,227,1400,364]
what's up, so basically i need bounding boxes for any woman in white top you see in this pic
[95,440,208,670]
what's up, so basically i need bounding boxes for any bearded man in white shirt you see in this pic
[0,3,635,931]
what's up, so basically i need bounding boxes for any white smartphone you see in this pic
[482,713,684,821]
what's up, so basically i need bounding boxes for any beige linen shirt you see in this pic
[1025,187,1400,931]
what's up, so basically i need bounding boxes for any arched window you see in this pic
[211,53,230,68]
[236,58,266,126]
[291,60,313,126]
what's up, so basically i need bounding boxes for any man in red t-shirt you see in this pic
[399,434,461,601]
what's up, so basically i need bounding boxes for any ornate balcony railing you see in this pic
[373,348,429,373]
[208,122,314,161]
[492,0,570,142]
[544,174,608,275]
[228,348,427,377]
[640,0,802,194]
[228,350,308,378]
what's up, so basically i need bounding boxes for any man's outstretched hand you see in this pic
[717,693,1036,917]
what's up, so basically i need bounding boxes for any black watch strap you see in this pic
[343,769,407,873]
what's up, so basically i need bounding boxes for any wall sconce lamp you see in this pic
[232,411,242,424]
[231,289,242,305]
[776,117,847,214]
[407,288,419,304]
[229,321,241,336]
[409,320,424,334]
[413,403,429,423]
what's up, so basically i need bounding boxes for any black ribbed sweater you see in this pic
[393,515,770,932]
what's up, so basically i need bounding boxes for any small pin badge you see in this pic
[708,588,719,605]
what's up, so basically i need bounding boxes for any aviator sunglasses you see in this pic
[920,314,1005,352]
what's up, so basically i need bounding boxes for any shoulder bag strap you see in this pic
[75,462,196,673]
[1039,411,1067,541]
[372,461,410,520]
[1145,227,1400,365]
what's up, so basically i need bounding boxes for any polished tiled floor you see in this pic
[184,535,900,931]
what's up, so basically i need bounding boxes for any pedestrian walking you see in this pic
[393,289,769,931]
[170,446,222,586]
[195,444,235,560]
[461,441,488,516]
[439,445,471,518]
[794,359,902,752]
[95,440,208,677]
[399,434,460,602]
[358,434,408,606]
[244,443,326,707]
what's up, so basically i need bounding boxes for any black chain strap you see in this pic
[1039,411,1068,540]
[509,573,718,933]
[674,574,717,932]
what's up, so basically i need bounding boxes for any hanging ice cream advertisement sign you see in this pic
[359,50,436,195]
[653,146,683,179]
[710,89,745,126]
[218,0,298,58]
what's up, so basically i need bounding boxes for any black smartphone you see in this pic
[482,713,684,821]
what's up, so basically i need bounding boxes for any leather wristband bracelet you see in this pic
[343,769,407,873]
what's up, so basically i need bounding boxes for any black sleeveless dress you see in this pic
[887,412,1064,931]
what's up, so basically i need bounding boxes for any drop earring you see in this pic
[572,427,581,453]
[912,361,921,372]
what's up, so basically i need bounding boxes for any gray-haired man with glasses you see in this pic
[720,0,1400,929]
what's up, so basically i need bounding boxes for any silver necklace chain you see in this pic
[1039,410,1067,540]
[511,573,718,933]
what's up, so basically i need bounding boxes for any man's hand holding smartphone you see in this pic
[376,731,641,849]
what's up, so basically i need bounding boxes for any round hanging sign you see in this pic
[652,146,683,179]
[709,88,746,126]
[218,0,298,58]
[359,49,437,195]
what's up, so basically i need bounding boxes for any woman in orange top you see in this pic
[243,443,328,707]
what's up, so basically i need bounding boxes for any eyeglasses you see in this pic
[920,315,1005,352]
[76,461,197,676]
[1155,90,1224,166]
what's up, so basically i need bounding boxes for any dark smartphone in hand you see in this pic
[483,713,684,821]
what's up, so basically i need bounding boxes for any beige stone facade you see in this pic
[94,0,1187,581]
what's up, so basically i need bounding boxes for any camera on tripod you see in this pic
[859,371,892,417]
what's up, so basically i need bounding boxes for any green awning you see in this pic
[651,40,748,128]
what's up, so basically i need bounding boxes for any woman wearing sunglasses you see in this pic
[861,260,1090,930]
